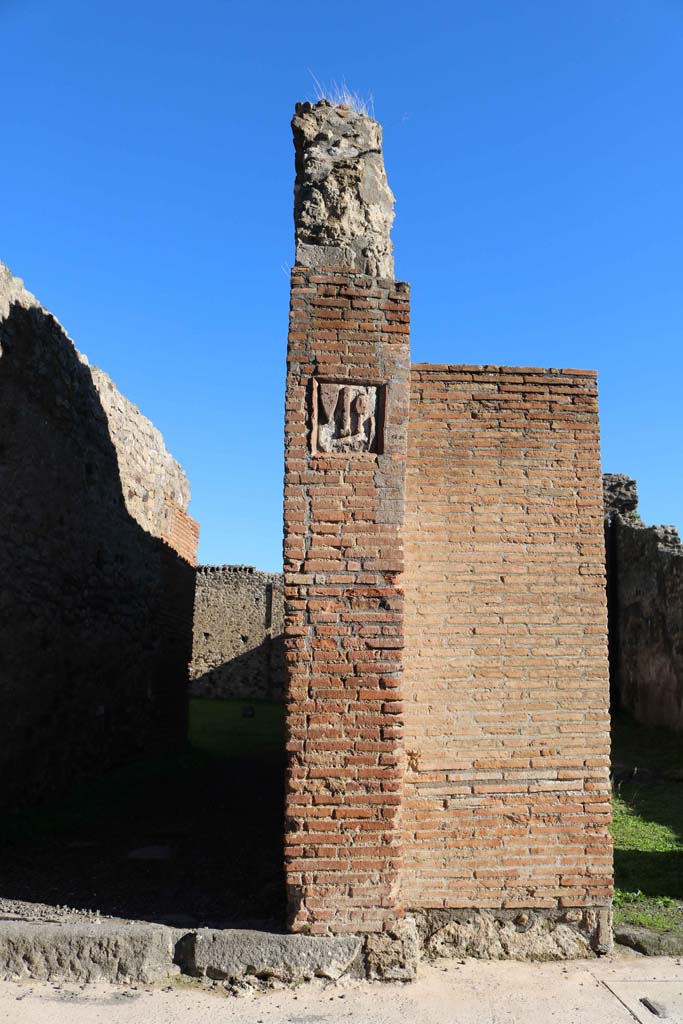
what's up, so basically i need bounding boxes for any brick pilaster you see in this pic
[283,267,410,935]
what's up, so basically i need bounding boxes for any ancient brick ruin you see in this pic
[0,263,198,809]
[283,101,613,957]
[1,98,619,969]
[604,473,683,732]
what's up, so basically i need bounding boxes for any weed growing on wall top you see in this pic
[308,71,375,118]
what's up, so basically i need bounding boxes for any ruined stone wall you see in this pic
[190,566,285,700]
[0,262,197,810]
[90,368,188,533]
[292,100,395,278]
[401,366,612,926]
[604,473,683,731]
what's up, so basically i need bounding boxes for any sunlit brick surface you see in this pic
[401,365,612,912]
[283,267,410,934]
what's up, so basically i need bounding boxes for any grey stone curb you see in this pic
[0,921,179,984]
[614,924,683,957]
[176,929,362,983]
[0,920,375,986]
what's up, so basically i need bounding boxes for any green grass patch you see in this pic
[611,711,683,936]
[613,890,683,932]
[189,698,285,761]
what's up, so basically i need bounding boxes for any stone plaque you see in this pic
[313,381,382,454]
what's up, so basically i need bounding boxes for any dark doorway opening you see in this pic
[1,699,286,930]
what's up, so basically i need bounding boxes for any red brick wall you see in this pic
[401,365,612,913]
[283,267,410,935]
[164,499,199,566]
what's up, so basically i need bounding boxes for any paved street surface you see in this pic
[1,953,682,1024]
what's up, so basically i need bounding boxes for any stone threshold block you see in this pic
[0,919,419,985]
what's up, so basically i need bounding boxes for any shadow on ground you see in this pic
[611,711,683,936]
[0,699,286,931]
[614,848,683,902]
[612,711,683,902]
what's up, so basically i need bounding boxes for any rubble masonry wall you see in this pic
[190,565,285,700]
[0,263,198,809]
[604,473,683,731]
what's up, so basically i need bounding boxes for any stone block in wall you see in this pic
[190,566,285,701]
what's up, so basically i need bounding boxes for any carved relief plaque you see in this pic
[313,381,383,454]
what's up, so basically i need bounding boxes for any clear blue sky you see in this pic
[2,0,682,570]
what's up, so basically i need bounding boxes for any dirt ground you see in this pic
[2,953,683,1024]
